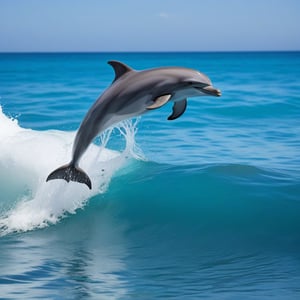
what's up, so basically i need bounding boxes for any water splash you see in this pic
[0,107,144,235]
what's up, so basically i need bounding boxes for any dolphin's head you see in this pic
[179,68,221,97]
[147,67,221,120]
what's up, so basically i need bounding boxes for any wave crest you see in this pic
[0,107,143,235]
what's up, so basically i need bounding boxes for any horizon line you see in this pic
[0,50,299,54]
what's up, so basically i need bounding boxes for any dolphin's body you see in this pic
[46,61,221,189]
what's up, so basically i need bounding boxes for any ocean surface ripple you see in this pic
[0,52,300,299]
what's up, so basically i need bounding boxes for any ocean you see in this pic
[0,52,300,299]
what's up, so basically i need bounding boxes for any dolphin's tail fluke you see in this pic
[46,163,92,190]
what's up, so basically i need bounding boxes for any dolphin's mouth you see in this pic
[198,85,221,97]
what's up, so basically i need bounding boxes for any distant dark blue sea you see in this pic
[0,52,300,299]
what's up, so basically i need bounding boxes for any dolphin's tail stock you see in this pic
[46,163,92,189]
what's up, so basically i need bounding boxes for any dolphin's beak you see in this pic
[201,85,221,97]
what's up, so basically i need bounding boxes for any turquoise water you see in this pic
[0,52,300,299]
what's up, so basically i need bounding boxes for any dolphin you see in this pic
[46,61,221,189]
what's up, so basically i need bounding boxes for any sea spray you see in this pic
[0,107,143,235]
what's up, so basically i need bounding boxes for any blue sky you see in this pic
[0,0,299,52]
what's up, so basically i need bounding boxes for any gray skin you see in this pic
[46,61,221,189]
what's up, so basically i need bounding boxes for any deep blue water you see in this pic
[0,52,300,299]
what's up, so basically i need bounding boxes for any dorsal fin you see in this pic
[108,61,133,82]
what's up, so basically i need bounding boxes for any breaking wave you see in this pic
[0,106,144,235]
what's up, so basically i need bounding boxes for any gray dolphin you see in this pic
[46,61,221,189]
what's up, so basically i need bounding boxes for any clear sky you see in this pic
[0,0,299,52]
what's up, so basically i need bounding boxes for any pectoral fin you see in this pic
[168,99,187,120]
[147,94,171,110]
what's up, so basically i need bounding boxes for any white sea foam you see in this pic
[0,107,144,235]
